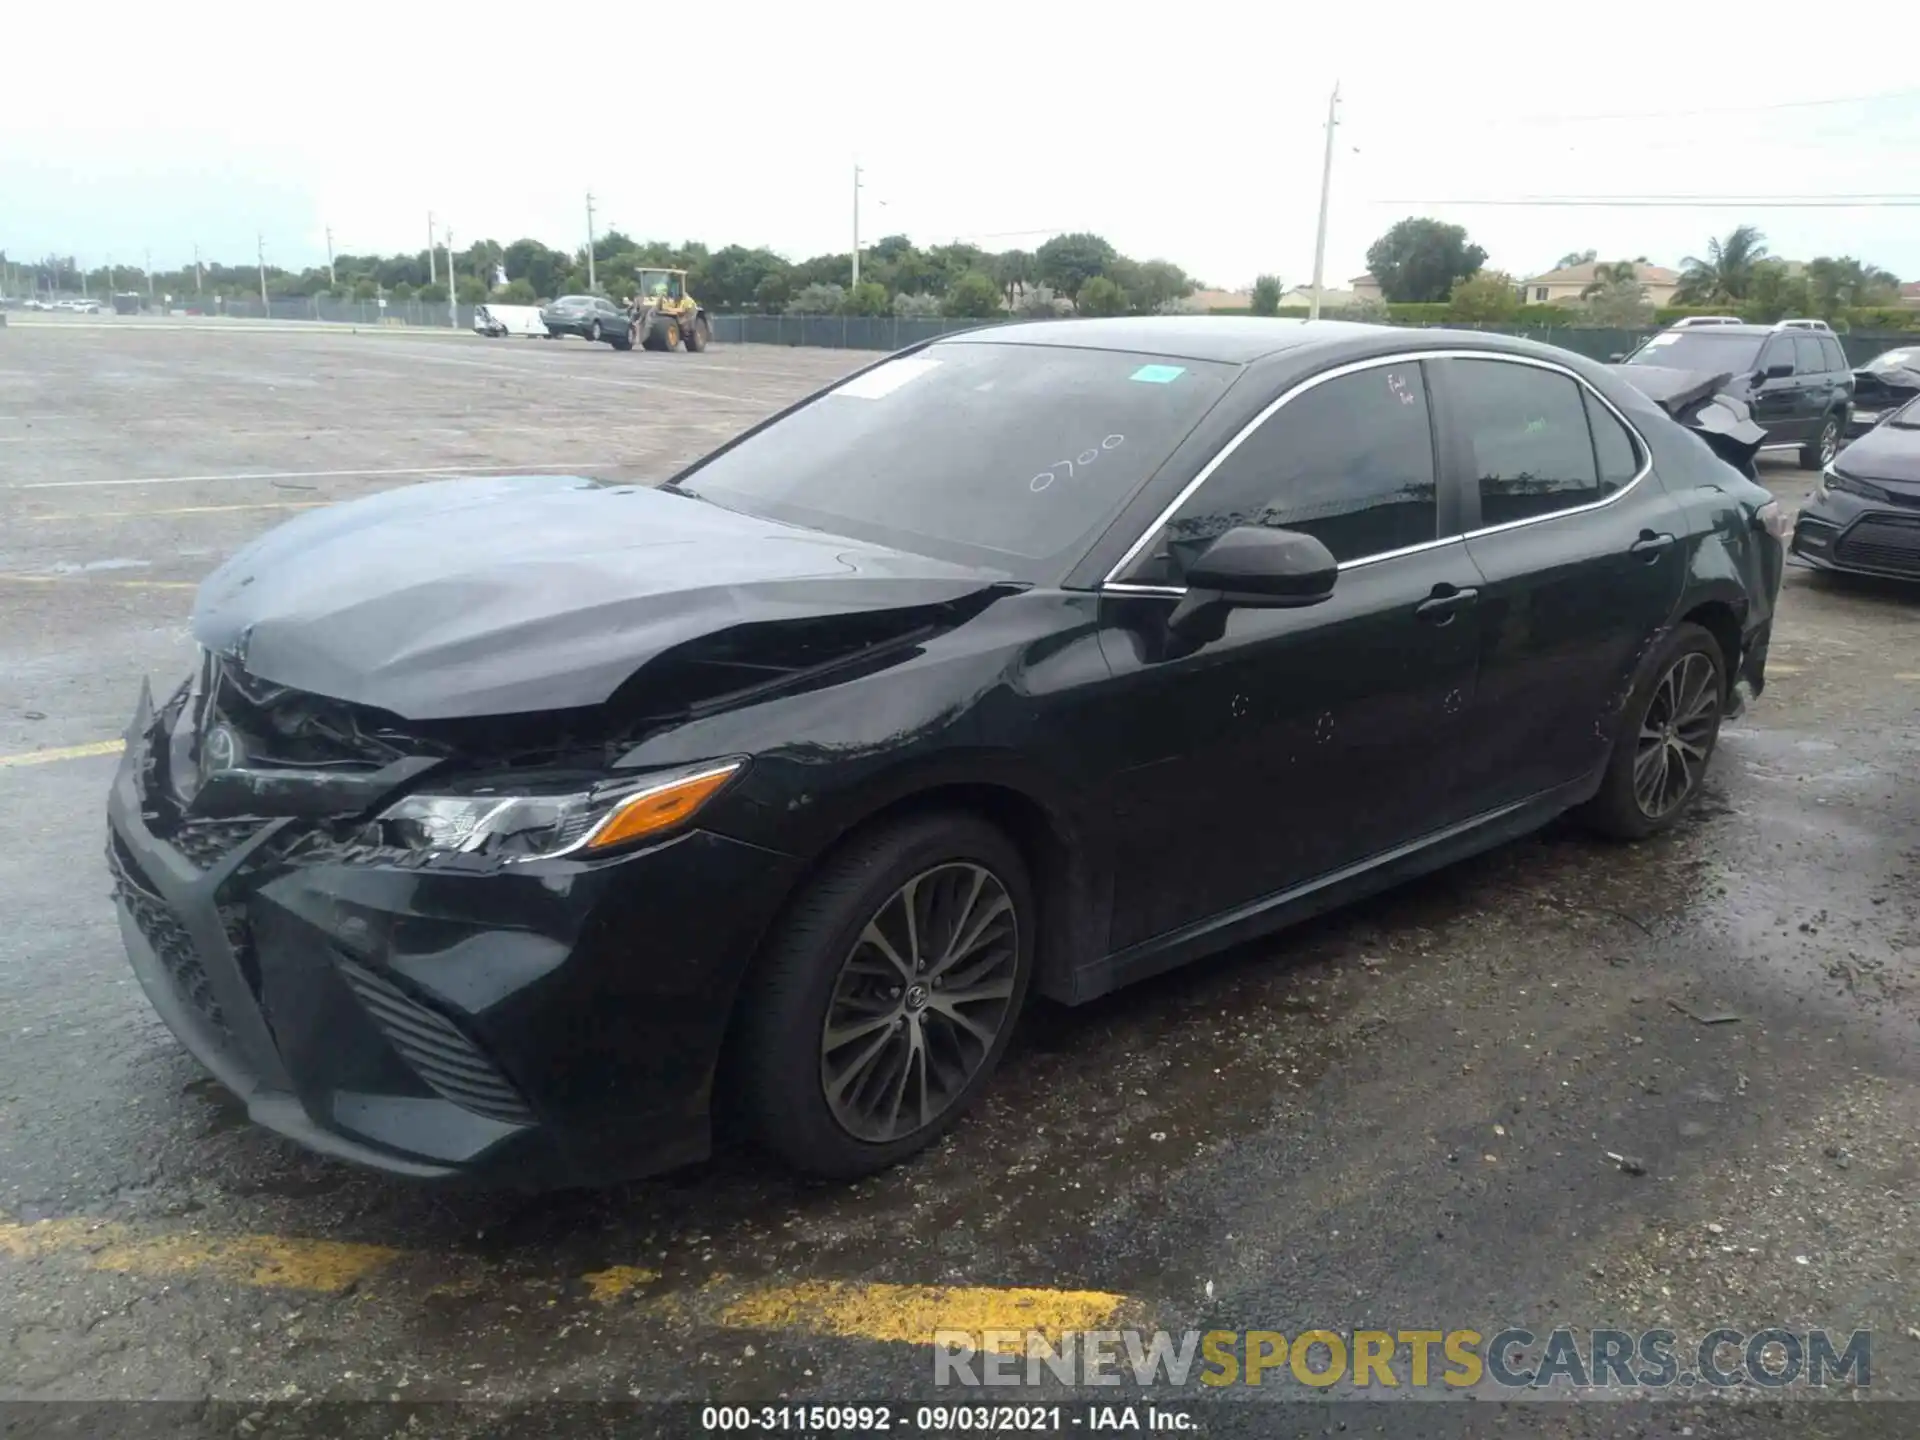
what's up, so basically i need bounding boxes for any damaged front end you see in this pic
[1612,366,1767,479]
[105,581,1001,1183]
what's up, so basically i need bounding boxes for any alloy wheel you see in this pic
[1632,651,1719,819]
[819,863,1020,1143]
[1818,420,1839,466]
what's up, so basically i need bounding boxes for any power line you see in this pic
[1498,87,1920,125]
[1377,196,1920,208]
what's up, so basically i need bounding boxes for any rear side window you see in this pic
[1793,336,1825,375]
[1584,390,1640,493]
[1135,362,1438,579]
[1819,337,1847,373]
[1444,359,1600,526]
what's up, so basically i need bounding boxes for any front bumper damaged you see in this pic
[107,680,802,1187]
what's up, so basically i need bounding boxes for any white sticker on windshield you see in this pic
[833,357,942,400]
[1646,334,1679,346]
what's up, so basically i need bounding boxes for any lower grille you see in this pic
[170,818,269,871]
[108,835,233,1042]
[334,959,534,1125]
[1835,520,1920,577]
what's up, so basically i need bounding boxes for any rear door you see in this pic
[1749,334,1802,443]
[1793,335,1833,439]
[1434,355,1688,810]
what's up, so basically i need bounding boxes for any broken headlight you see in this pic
[376,759,743,862]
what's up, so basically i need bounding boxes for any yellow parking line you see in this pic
[25,502,330,523]
[717,1282,1133,1349]
[0,573,198,590]
[0,739,125,768]
[0,1220,398,1293]
[2,1214,1133,1340]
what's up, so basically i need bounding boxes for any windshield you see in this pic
[677,342,1238,576]
[1889,396,1920,428]
[1626,330,1766,371]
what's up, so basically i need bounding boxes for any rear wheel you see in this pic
[588,319,602,344]
[1579,623,1725,840]
[1800,413,1840,470]
[733,814,1033,1178]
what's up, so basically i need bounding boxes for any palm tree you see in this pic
[1675,226,1769,304]
[1580,260,1642,299]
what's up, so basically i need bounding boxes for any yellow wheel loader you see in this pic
[630,269,711,353]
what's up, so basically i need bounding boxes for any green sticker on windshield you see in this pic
[1129,364,1186,384]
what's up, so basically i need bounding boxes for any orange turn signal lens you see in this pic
[584,763,742,852]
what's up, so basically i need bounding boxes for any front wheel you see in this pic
[588,319,601,344]
[685,316,710,352]
[1579,622,1725,840]
[1800,414,1840,470]
[732,814,1034,1178]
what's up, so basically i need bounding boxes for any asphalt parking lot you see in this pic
[2,320,1918,1435]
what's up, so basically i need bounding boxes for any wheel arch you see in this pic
[1675,594,1746,696]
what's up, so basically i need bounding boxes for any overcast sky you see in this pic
[6,1,1917,289]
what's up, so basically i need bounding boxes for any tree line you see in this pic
[12,232,1200,319]
[1350,219,1906,327]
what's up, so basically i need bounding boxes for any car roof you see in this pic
[1657,323,1777,337]
[942,316,1461,365]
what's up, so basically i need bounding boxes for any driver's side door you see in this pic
[1096,357,1484,953]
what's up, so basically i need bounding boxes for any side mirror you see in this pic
[1760,361,1794,381]
[1168,526,1337,638]
[1608,351,1626,363]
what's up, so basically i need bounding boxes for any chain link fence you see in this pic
[708,313,1913,367]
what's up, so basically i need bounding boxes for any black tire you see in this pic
[732,812,1034,1179]
[641,318,669,351]
[1578,622,1725,840]
[685,316,709,352]
[612,334,632,351]
[545,327,562,339]
[588,319,601,344]
[1799,413,1841,470]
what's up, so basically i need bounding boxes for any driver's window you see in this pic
[1757,337,1794,375]
[1130,362,1438,585]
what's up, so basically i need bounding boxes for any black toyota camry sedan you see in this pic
[106,319,1786,1187]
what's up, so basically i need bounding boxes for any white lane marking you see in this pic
[18,462,598,491]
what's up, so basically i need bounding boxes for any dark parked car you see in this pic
[106,319,1786,1187]
[539,294,632,349]
[1791,394,1920,579]
[1620,322,1853,468]
[1847,346,1920,438]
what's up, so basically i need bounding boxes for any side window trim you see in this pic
[1103,350,1654,591]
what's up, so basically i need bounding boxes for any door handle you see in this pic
[1415,585,1479,623]
[1629,531,1676,561]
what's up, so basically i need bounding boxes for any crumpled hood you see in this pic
[1611,365,1744,409]
[192,475,1004,720]
[1610,365,1766,471]
[1835,423,1920,487]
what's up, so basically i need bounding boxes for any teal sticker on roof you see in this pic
[1129,364,1186,384]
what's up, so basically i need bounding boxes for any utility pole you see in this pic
[427,211,437,286]
[1308,81,1340,322]
[585,191,597,292]
[145,248,154,297]
[325,227,336,286]
[446,226,458,327]
[257,234,270,312]
[851,164,862,290]
[194,243,203,295]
